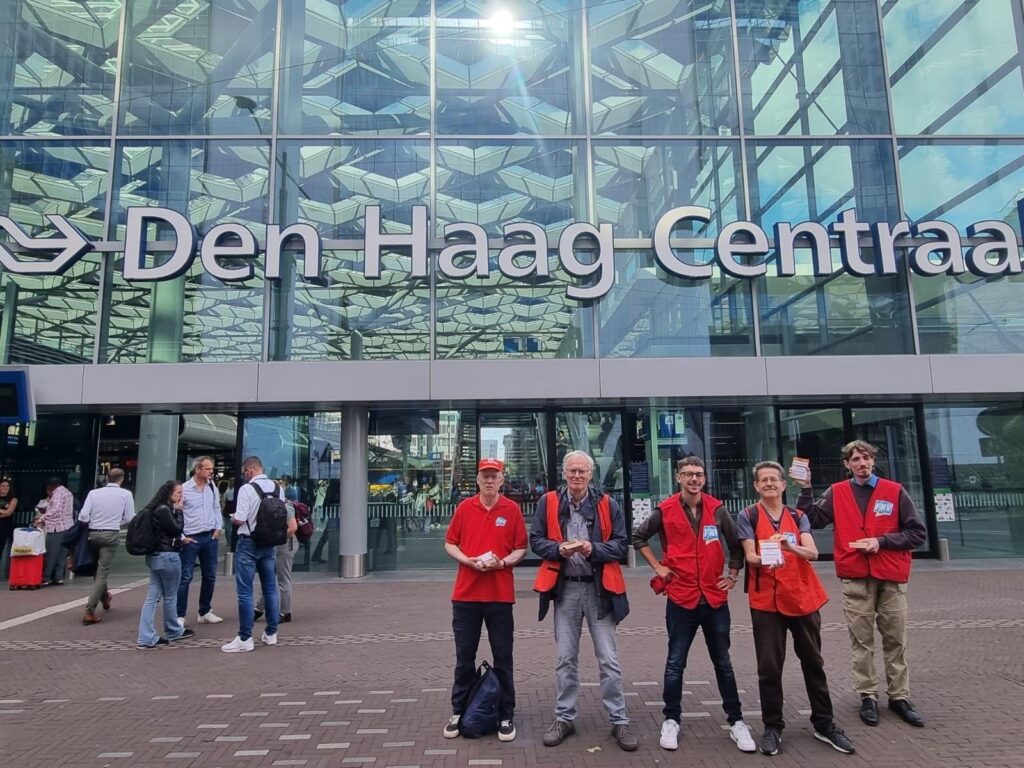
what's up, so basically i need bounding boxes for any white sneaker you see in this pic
[660,719,680,750]
[730,720,756,753]
[261,631,278,646]
[221,636,254,653]
[198,611,224,624]
[176,617,185,628]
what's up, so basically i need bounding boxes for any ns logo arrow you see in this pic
[0,215,93,275]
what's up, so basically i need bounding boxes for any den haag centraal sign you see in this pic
[0,204,1022,300]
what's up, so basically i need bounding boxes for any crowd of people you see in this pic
[443,439,926,756]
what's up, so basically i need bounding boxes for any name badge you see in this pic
[783,531,798,546]
[702,525,719,543]
[495,516,507,527]
[873,500,894,517]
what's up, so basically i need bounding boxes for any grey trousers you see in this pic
[257,538,295,615]
[553,580,628,725]
[86,530,119,613]
[43,531,68,582]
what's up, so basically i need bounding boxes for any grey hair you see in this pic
[241,455,264,473]
[561,450,595,476]
[192,455,214,472]
[752,461,785,482]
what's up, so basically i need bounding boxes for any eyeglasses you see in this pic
[565,468,592,476]
[678,471,705,479]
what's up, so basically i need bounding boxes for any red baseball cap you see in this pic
[478,458,504,473]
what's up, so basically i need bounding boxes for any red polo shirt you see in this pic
[446,494,527,603]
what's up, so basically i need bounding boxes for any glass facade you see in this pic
[2,0,1023,362]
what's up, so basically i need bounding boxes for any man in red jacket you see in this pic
[793,440,927,728]
[633,456,756,753]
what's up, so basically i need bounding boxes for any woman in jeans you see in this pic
[137,481,197,649]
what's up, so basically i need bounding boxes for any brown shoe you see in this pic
[543,719,575,747]
[82,612,102,625]
[612,724,639,752]
[101,591,112,610]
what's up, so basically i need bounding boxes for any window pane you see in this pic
[593,139,742,238]
[882,0,1024,135]
[736,0,889,135]
[899,140,1024,354]
[925,404,1024,558]
[0,140,107,363]
[748,139,913,355]
[435,0,584,135]
[120,0,277,135]
[104,140,268,363]
[0,0,122,136]
[436,140,584,236]
[599,251,755,357]
[276,0,431,135]
[589,0,737,135]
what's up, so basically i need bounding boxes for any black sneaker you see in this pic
[443,714,460,739]
[814,723,856,754]
[498,719,516,742]
[171,628,196,641]
[253,609,264,622]
[760,728,782,756]
[281,613,292,623]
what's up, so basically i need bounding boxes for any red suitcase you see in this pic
[9,554,44,589]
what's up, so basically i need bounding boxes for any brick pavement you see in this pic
[0,562,1022,768]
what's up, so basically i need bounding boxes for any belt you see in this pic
[566,575,594,583]
[185,529,216,537]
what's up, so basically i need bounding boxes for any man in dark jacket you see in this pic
[529,450,637,752]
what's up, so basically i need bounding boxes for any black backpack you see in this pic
[125,509,158,556]
[459,661,501,738]
[248,482,289,547]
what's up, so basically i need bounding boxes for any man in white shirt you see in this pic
[177,456,224,626]
[222,456,284,653]
[78,469,135,625]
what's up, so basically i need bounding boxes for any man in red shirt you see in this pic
[443,458,528,742]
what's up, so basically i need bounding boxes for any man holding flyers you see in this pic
[792,440,928,728]
[738,461,856,756]
[443,458,528,742]
[632,456,756,753]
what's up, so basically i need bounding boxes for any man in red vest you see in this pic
[738,461,855,756]
[793,440,927,728]
[633,456,756,753]
[443,458,528,742]
[530,450,638,752]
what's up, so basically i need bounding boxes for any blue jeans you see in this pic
[663,600,743,724]
[235,535,278,641]
[138,552,186,646]
[177,531,219,618]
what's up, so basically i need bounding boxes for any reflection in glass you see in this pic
[0,141,107,364]
[276,140,430,237]
[436,140,584,236]
[104,140,268,363]
[748,140,912,355]
[481,411,547,530]
[556,411,624,497]
[0,0,122,136]
[277,0,430,135]
[925,404,1024,558]
[599,251,754,358]
[120,0,277,135]
[435,0,583,135]
[589,0,736,135]
[900,141,1024,354]
[882,0,1024,135]
[735,0,889,135]
[593,140,742,238]
[273,250,430,361]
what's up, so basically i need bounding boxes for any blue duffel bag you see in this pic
[459,661,501,738]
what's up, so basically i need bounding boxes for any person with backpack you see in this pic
[632,456,756,754]
[254,494,299,623]
[222,456,287,653]
[442,458,527,742]
[136,481,198,649]
[737,461,855,756]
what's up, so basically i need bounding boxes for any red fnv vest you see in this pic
[533,491,626,595]
[832,479,911,583]
[747,504,828,616]
[660,492,727,609]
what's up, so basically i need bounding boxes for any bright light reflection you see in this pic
[488,8,516,36]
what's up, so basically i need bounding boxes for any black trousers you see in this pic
[451,601,515,720]
[751,608,833,733]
